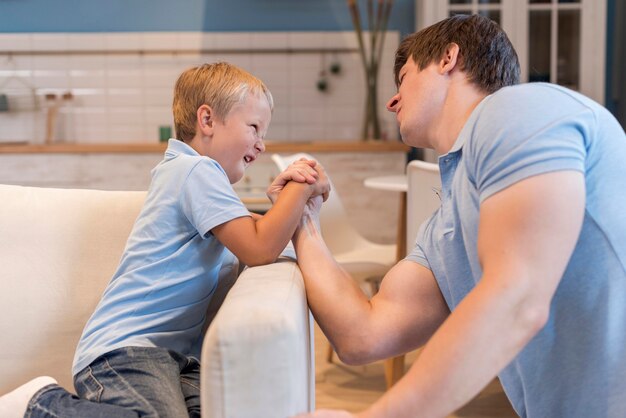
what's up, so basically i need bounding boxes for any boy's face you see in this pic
[209,93,271,184]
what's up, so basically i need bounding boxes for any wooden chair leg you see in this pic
[384,355,405,388]
[326,343,334,363]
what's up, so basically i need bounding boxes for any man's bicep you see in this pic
[478,170,585,302]
[369,260,450,356]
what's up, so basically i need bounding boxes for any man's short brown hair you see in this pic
[394,14,520,94]
[173,62,273,142]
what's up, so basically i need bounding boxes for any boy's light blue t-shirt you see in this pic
[407,83,626,417]
[73,139,250,375]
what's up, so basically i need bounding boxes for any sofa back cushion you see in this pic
[0,185,146,393]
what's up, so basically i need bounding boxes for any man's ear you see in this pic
[439,42,460,75]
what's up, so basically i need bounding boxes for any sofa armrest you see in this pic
[201,258,315,418]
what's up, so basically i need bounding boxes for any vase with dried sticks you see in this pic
[348,0,393,141]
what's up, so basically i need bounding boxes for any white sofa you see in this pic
[0,184,314,417]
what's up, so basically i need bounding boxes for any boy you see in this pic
[0,62,329,417]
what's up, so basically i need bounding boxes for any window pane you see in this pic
[449,10,472,17]
[558,0,580,3]
[557,9,580,90]
[449,0,471,4]
[529,0,550,4]
[478,0,501,3]
[478,9,501,25]
[528,10,551,82]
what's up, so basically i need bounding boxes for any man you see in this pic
[292,14,626,418]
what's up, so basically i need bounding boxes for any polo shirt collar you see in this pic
[165,138,200,158]
[441,93,492,158]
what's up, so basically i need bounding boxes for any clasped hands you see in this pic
[267,158,330,212]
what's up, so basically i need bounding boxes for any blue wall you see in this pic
[0,0,415,36]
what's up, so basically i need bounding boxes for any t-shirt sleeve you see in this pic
[466,85,592,203]
[179,159,251,237]
[404,216,433,270]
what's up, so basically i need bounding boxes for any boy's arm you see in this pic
[212,162,328,267]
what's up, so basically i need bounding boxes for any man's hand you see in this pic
[304,194,323,217]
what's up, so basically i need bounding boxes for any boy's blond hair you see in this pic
[173,62,274,142]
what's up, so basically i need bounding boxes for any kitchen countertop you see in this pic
[0,141,410,154]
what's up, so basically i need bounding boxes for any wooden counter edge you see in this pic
[0,141,410,154]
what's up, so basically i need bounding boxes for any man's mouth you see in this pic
[243,155,256,164]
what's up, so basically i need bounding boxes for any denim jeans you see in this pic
[25,346,201,418]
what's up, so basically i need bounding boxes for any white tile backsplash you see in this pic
[70,73,106,89]
[31,33,69,51]
[251,32,289,49]
[0,34,32,52]
[67,34,106,51]
[176,32,204,51]
[143,88,172,107]
[68,55,107,70]
[0,31,399,143]
[287,32,327,49]
[213,33,251,50]
[142,33,179,51]
[106,89,143,107]
[105,33,142,51]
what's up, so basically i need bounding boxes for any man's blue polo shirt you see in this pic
[407,83,626,417]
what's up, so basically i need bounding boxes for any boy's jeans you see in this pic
[25,346,201,418]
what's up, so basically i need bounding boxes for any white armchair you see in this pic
[406,160,441,251]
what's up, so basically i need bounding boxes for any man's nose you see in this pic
[256,139,265,153]
[386,94,399,112]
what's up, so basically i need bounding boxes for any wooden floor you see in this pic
[314,323,518,417]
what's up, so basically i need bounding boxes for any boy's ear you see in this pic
[197,104,214,134]
[439,42,460,75]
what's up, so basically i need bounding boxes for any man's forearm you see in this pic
[252,182,312,263]
[293,209,376,362]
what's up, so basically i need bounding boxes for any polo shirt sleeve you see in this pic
[180,159,251,237]
[405,217,434,270]
[465,85,591,203]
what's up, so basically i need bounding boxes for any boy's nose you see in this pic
[386,94,399,112]
[256,140,265,153]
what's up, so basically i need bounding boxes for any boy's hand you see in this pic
[267,159,323,203]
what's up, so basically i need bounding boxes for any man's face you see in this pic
[209,93,271,184]
[386,57,446,149]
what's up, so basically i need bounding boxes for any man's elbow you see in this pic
[517,301,550,342]
[332,337,382,366]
